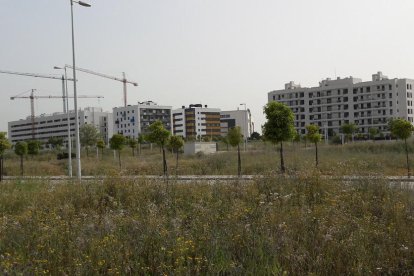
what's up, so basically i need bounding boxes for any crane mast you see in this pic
[65,65,138,107]
[0,70,75,113]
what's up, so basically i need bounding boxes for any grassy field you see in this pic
[2,139,414,176]
[0,173,413,274]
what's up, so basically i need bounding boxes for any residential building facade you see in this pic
[268,72,414,137]
[8,107,113,145]
[113,101,172,139]
[173,104,221,139]
[220,109,253,138]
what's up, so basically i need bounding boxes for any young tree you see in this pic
[369,127,379,141]
[96,139,105,160]
[340,123,358,143]
[80,124,100,157]
[48,137,64,151]
[147,120,171,176]
[14,141,28,176]
[263,102,295,173]
[292,131,301,144]
[127,137,138,156]
[0,133,11,181]
[109,134,126,169]
[227,126,243,176]
[222,136,230,151]
[27,140,41,158]
[168,135,184,175]
[306,124,323,167]
[389,118,414,177]
[137,134,145,155]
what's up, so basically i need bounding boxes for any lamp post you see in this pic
[240,103,247,151]
[54,66,72,177]
[69,0,91,181]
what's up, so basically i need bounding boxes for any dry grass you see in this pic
[0,173,413,274]
[2,139,414,176]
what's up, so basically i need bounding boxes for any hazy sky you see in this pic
[2,0,414,133]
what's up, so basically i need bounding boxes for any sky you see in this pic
[2,0,414,134]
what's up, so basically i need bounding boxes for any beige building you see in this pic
[173,104,221,139]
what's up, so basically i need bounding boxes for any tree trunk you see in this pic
[405,138,410,178]
[20,155,24,176]
[139,144,141,155]
[162,146,168,177]
[132,147,135,157]
[175,151,179,176]
[118,150,122,170]
[315,142,319,167]
[86,147,89,157]
[280,142,285,173]
[237,144,241,177]
[0,156,3,182]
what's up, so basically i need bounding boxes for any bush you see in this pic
[57,152,76,160]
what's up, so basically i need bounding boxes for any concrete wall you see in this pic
[184,142,217,155]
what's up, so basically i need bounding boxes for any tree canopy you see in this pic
[27,140,42,156]
[0,132,11,157]
[262,102,295,144]
[388,118,414,140]
[80,124,100,154]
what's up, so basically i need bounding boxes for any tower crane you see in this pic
[0,69,75,113]
[64,64,138,107]
[10,89,104,139]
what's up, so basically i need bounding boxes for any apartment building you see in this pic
[113,101,172,139]
[268,72,414,137]
[220,109,253,138]
[173,104,221,139]
[8,107,113,145]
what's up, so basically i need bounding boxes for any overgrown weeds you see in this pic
[0,175,413,274]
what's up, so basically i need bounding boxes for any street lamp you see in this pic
[54,66,72,177]
[240,103,247,151]
[69,0,91,181]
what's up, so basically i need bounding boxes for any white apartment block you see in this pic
[268,72,414,137]
[220,109,253,139]
[173,104,221,138]
[113,101,172,139]
[8,107,113,145]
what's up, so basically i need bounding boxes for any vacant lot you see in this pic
[1,174,413,274]
[2,140,414,176]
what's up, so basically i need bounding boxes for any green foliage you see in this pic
[306,125,322,144]
[227,127,243,147]
[340,123,358,135]
[137,134,145,144]
[262,102,295,144]
[147,121,171,147]
[368,128,379,140]
[79,124,100,149]
[169,135,184,152]
[109,134,126,151]
[14,141,28,157]
[388,118,414,140]
[0,132,11,156]
[250,131,261,140]
[292,131,301,143]
[96,139,105,150]
[48,137,64,150]
[27,140,41,156]
[263,102,295,173]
